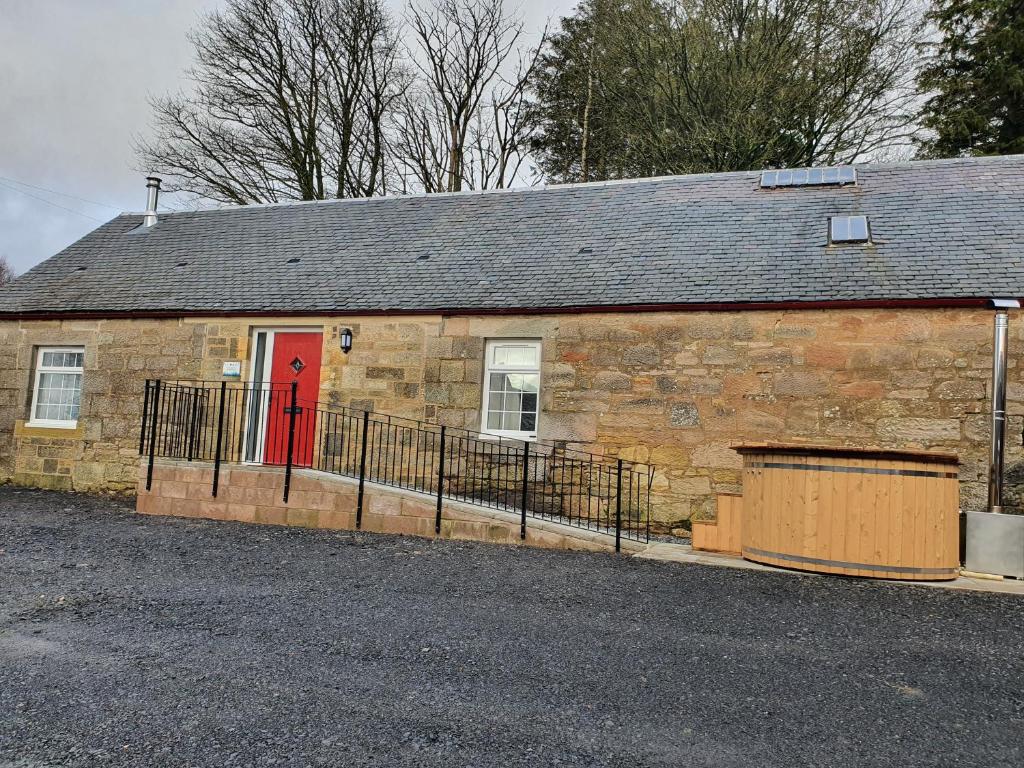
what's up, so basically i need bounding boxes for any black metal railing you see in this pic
[139,380,653,548]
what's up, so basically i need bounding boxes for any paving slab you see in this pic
[636,541,1024,595]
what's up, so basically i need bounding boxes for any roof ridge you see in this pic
[123,154,1024,218]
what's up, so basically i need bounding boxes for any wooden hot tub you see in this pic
[734,445,960,581]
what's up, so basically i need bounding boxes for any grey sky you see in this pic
[0,0,570,277]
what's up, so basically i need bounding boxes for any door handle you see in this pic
[283,406,304,415]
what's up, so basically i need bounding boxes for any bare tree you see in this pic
[396,0,544,192]
[0,256,14,287]
[138,0,407,204]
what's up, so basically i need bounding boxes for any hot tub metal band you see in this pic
[745,461,958,479]
[742,546,958,576]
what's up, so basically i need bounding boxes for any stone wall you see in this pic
[424,309,1023,526]
[2,307,1021,531]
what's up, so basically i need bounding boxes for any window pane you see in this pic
[35,371,81,422]
[522,392,537,412]
[40,350,83,369]
[492,344,538,368]
[850,216,869,240]
[503,392,521,411]
[488,393,503,411]
[520,374,539,393]
[487,412,501,429]
[489,372,505,390]
[520,412,536,431]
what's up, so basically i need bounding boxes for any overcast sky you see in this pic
[0,0,570,277]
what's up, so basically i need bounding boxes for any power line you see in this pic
[0,180,105,222]
[0,174,122,210]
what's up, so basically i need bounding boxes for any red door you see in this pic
[264,331,323,467]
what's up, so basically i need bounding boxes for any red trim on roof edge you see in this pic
[0,297,1011,322]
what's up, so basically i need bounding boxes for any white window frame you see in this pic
[480,339,541,441]
[28,346,85,429]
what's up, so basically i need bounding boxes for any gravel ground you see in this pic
[1,486,1022,768]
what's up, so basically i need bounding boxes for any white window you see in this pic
[29,347,84,428]
[481,340,540,439]
[829,215,870,243]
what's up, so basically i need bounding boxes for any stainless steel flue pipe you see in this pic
[143,176,161,227]
[988,298,1021,512]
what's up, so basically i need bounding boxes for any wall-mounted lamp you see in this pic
[339,327,353,354]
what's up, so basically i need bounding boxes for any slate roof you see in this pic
[3,154,1024,316]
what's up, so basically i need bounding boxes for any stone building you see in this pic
[2,155,1024,531]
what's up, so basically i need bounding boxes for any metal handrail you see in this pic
[140,379,654,548]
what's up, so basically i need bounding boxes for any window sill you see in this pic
[477,432,538,443]
[26,420,79,430]
[16,420,83,439]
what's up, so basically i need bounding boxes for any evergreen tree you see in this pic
[917,0,1024,157]
[531,0,923,183]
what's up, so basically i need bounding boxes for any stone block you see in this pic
[875,418,961,443]
[934,379,985,401]
[622,344,660,367]
[773,372,828,397]
[594,371,631,391]
[439,360,465,382]
[669,402,700,428]
[690,444,743,469]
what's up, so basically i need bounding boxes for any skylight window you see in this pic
[829,215,870,244]
[760,166,856,188]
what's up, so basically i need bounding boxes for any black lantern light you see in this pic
[339,327,353,354]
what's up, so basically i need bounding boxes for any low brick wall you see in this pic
[136,459,642,554]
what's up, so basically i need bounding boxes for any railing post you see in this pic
[212,381,227,498]
[139,379,151,456]
[283,380,298,503]
[520,442,530,540]
[356,410,369,529]
[145,380,161,491]
[615,458,623,553]
[646,467,653,543]
[186,385,200,462]
[435,426,446,535]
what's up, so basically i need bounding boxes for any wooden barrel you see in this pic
[735,445,959,581]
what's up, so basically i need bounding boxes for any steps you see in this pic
[691,494,742,555]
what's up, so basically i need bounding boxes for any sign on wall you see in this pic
[222,361,242,378]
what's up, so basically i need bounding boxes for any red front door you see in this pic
[264,331,323,467]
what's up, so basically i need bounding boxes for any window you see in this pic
[481,340,540,439]
[760,166,856,188]
[29,347,84,427]
[829,215,871,244]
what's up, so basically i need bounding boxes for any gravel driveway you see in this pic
[1,486,1022,767]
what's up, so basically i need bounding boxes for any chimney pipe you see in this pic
[988,298,1020,512]
[143,176,161,227]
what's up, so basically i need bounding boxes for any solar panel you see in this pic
[830,215,870,243]
[760,165,857,188]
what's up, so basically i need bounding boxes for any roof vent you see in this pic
[143,177,161,227]
[829,215,870,244]
[761,166,856,189]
